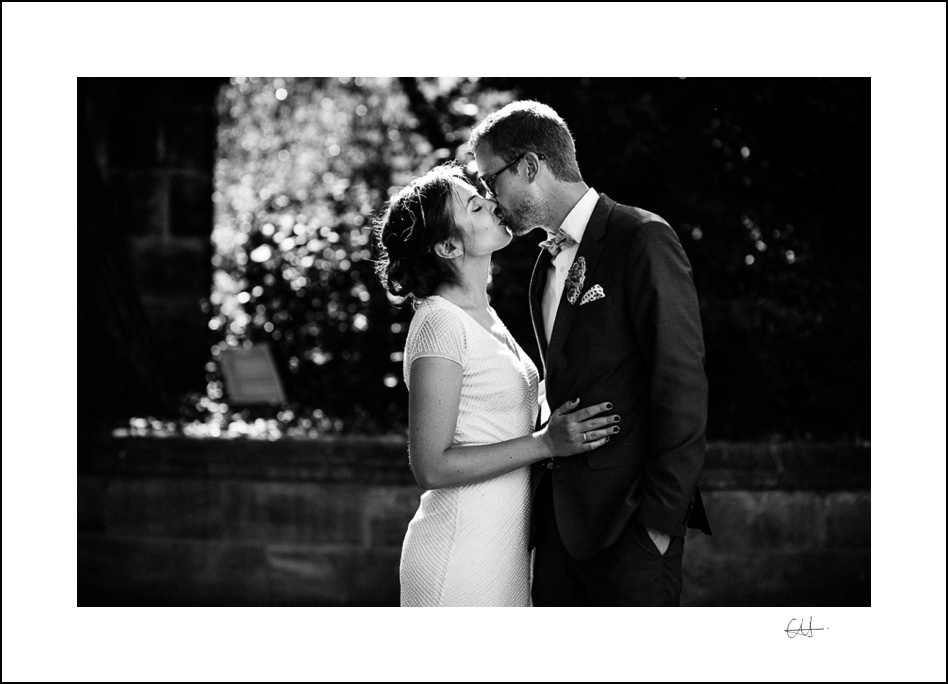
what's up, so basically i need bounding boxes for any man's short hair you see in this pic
[470,100,583,183]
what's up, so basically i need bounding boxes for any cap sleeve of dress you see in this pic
[403,302,468,388]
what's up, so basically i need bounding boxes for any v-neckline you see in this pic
[427,295,520,359]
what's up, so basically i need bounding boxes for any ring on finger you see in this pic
[582,432,588,443]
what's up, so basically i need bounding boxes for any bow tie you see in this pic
[539,230,577,259]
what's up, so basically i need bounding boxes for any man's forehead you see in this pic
[473,143,500,172]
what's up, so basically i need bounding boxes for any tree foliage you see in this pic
[182,77,513,437]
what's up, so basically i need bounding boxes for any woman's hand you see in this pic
[539,398,620,457]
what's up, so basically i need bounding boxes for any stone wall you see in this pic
[81,78,224,397]
[78,437,870,606]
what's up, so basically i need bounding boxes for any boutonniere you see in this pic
[565,257,586,305]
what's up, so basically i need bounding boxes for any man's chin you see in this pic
[509,223,540,238]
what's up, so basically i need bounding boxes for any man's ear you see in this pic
[434,239,463,260]
[523,152,543,181]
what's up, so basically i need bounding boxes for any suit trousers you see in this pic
[531,471,685,606]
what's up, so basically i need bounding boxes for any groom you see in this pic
[471,101,712,606]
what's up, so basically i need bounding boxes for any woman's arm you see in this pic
[408,356,619,490]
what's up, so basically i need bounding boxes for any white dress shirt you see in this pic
[541,188,599,344]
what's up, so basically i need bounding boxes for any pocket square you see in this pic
[580,284,605,305]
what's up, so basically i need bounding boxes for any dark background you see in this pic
[489,78,869,442]
[79,77,869,444]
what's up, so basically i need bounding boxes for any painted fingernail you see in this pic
[606,403,613,409]
[614,416,621,422]
[612,426,620,433]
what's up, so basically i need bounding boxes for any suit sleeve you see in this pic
[625,221,708,537]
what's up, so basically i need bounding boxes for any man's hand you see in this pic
[646,526,672,555]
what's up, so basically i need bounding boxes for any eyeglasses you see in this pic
[480,153,545,196]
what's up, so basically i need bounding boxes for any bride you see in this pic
[374,164,619,606]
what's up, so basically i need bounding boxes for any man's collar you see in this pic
[557,188,599,244]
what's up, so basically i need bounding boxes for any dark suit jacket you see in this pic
[529,193,712,560]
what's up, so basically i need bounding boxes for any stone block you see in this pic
[701,442,870,490]
[682,544,794,606]
[164,108,215,170]
[701,442,783,490]
[264,547,401,607]
[170,173,214,237]
[162,78,224,107]
[791,549,870,606]
[131,237,210,298]
[103,477,224,539]
[347,549,402,606]
[747,491,824,550]
[698,490,823,553]
[78,475,106,534]
[680,535,727,606]
[78,535,177,604]
[265,546,352,606]
[363,486,422,548]
[697,490,758,553]
[107,170,170,238]
[683,548,870,607]
[221,481,368,546]
[110,102,163,167]
[171,540,270,605]
[79,535,276,606]
[823,491,870,549]
[135,297,209,394]
[775,442,871,489]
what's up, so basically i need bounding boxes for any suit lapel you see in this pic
[546,194,615,380]
[529,247,552,376]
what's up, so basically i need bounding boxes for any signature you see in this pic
[785,617,828,638]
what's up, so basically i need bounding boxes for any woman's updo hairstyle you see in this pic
[374,163,468,300]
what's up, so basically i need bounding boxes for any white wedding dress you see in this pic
[399,296,540,607]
